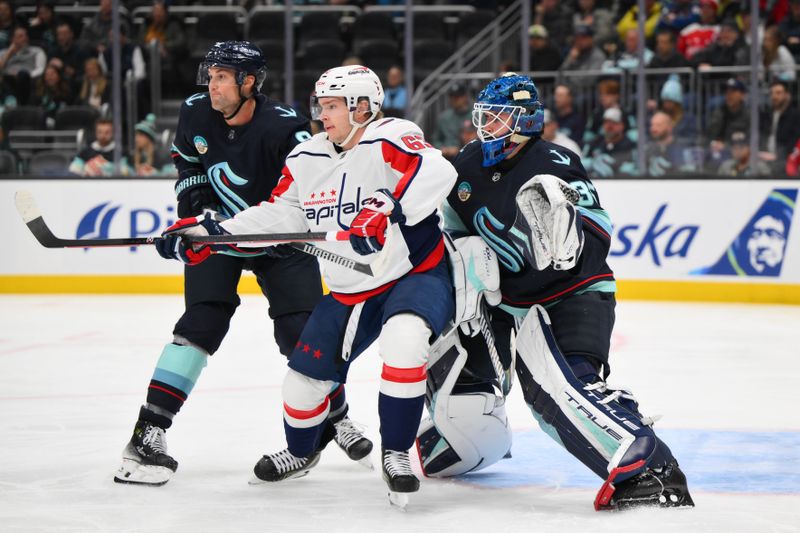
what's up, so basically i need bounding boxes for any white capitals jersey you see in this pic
[221,117,458,300]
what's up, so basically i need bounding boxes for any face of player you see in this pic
[747,215,786,271]
[317,96,354,145]
[207,66,244,115]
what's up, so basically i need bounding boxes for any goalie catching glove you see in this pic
[155,211,230,265]
[348,188,405,255]
[508,174,584,271]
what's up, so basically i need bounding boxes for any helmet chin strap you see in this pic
[332,110,376,148]
[223,85,251,121]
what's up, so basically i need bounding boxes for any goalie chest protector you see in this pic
[447,138,615,311]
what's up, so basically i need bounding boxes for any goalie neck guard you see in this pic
[473,73,544,167]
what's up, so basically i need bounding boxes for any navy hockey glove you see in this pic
[155,212,228,266]
[349,189,405,255]
[176,183,220,218]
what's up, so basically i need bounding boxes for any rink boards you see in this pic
[2,178,799,303]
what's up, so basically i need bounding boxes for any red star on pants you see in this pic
[313,349,323,359]
[303,344,310,353]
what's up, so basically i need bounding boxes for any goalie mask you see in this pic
[473,73,544,167]
[310,65,384,147]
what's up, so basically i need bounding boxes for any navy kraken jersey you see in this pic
[445,138,616,315]
[171,92,312,216]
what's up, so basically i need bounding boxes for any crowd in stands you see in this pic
[0,0,799,177]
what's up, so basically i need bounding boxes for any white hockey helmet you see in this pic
[417,392,512,477]
[311,65,384,145]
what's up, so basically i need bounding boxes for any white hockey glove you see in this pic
[445,235,501,337]
[509,174,584,271]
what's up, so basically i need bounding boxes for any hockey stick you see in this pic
[14,191,376,276]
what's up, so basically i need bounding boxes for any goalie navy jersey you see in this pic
[170,92,312,216]
[444,138,616,315]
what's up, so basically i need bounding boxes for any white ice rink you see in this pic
[1,295,799,532]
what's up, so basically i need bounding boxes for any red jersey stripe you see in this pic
[268,166,295,203]
[381,141,422,198]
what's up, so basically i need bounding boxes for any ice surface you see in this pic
[1,296,798,532]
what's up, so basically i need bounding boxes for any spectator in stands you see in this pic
[33,63,73,125]
[560,24,606,88]
[100,26,145,82]
[69,117,131,176]
[762,25,796,82]
[541,109,581,155]
[583,106,637,178]
[692,20,749,70]
[648,29,691,71]
[27,1,56,55]
[656,0,700,34]
[572,0,615,46]
[717,130,771,176]
[617,0,662,43]
[133,113,172,176]
[678,0,720,60]
[433,82,471,160]
[527,24,562,72]
[645,110,698,176]
[604,28,654,71]
[0,26,47,106]
[77,57,110,113]
[80,0,129,57]
[382,65,407,118]
[533,0,572,51]
[779,0,800,60]
[552,83,585,145]
[52,20,89,86]
[658,74,698,142]
[760,79,800,171]
[582,77,635,148]
[707,77,750,161]
[137,0,187,78]
[739,4,765,48]
[0,0,17,51]
[784,137,800,175]
[342,55,363,67]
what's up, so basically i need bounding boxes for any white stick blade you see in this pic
[14,190,41,223]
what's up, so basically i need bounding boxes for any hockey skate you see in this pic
[595,459,695,511]
[114,420,178,486]
[251,448,321,483]
[381,448,419,510]
[333,417,373,468]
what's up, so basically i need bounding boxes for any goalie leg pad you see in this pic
[416,337,512,477]
[514,305,658,484]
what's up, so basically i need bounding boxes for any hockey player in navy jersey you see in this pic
[114,42,371,486]
[418,73,694,510]
[153,65,457,507]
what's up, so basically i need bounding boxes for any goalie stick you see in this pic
[14,190,377,276]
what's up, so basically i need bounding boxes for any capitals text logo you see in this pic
[692,189,797,277]
[77,201,176,252]
[304,185,364,227]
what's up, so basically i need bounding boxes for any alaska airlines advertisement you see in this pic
[1,179,798,284]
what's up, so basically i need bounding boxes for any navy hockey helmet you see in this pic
[473,73,544,166]
[197,41,268,94]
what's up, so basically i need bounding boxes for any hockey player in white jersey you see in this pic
[156,65,457,506]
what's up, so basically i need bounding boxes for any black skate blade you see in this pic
[113,476,169,487]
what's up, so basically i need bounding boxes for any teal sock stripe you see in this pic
[151,343,208,395]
